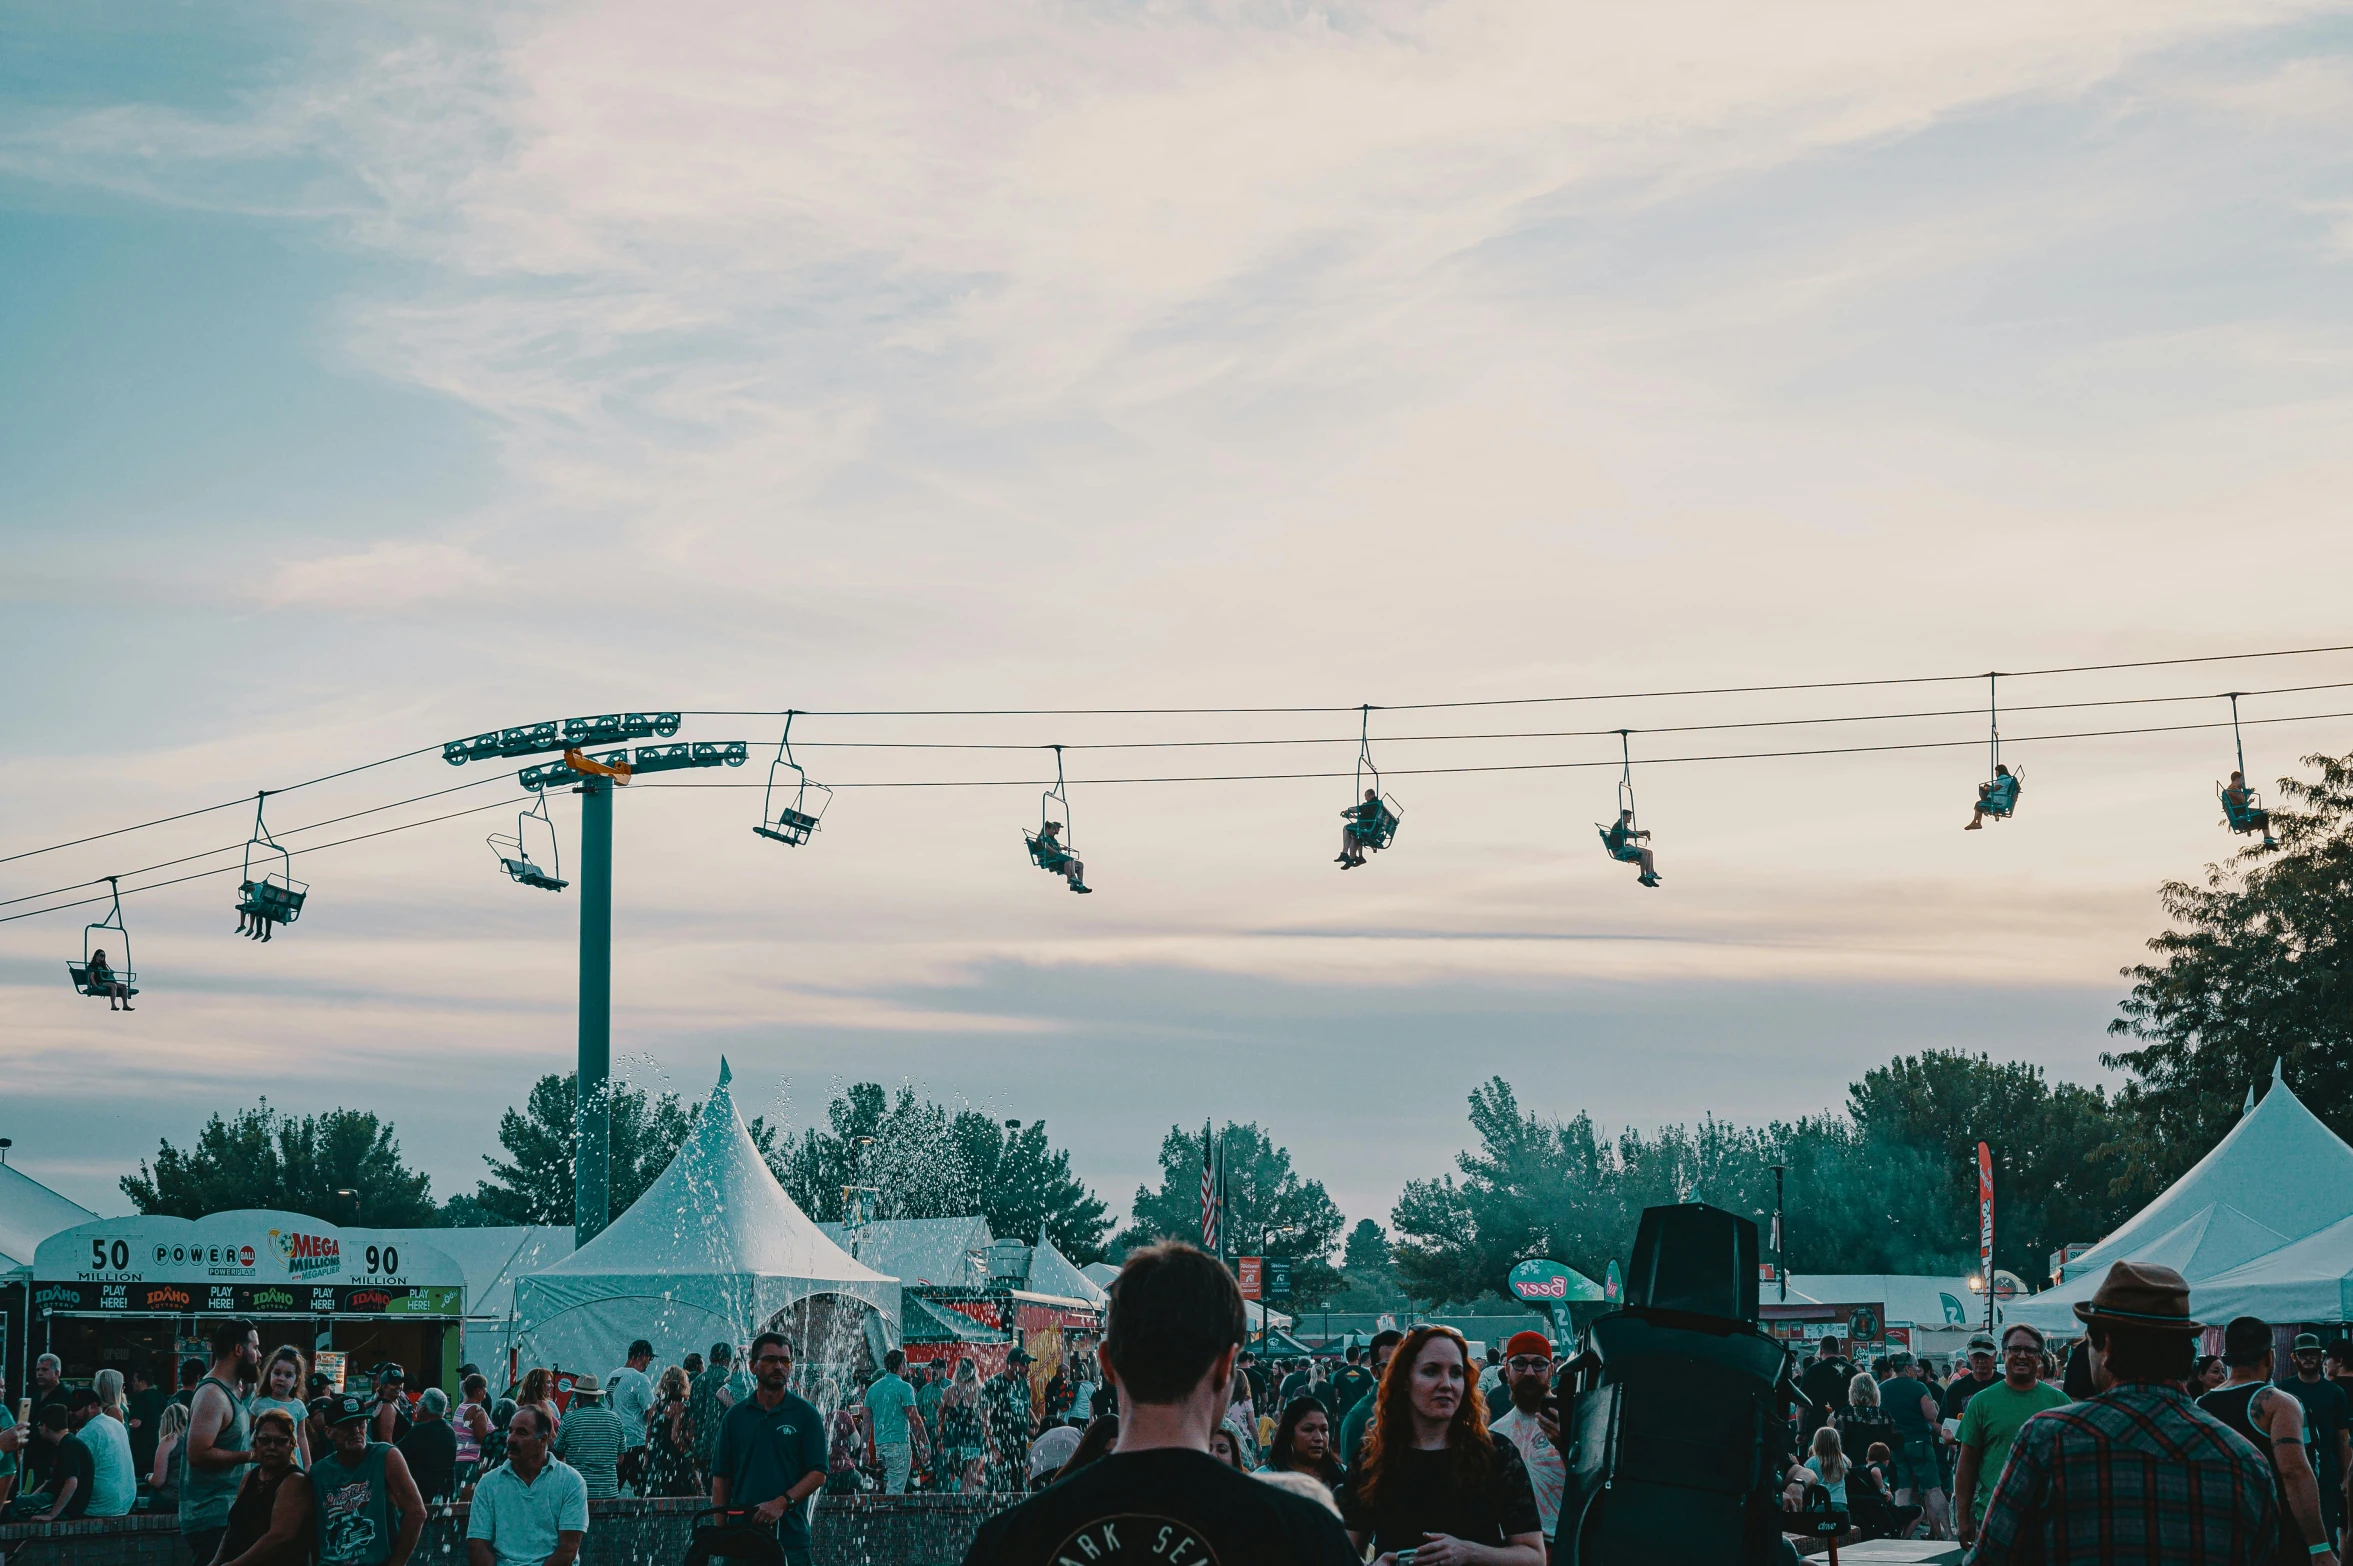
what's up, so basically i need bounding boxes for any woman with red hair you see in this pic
[1339,1325,1545,1565]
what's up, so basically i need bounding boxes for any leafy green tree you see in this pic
[1391,1077,1969,1307]
[1344,1219,1391,1273]
[1120,1123,1346,1306]
[2105,749,2353,1195]
[122,1100,438,1225]
[1847,1051,2130,1281]
[471,1073,774,1227]
[775,1083,1110,1261]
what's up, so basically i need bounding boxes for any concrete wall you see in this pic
[0,1493,1024,1566]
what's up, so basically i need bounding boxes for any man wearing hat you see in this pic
[310,1391,428,1566]
[983,1347,1039,1493]
[551,1374,627,1499]
[369,1365,412,1446]
[2200,1317,2338,1566]
[1969,1263,2284,1564]
[1944,1334,2003,1428]
[1488,1330,1565,1543]
[2280,1331,2352,1546]
[1952,1324,2068,1551]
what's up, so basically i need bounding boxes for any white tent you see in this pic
[2010,1062,2353,1332]
[381,1224,573,1376]
[512,1060,899,1374]
[0,1162,98,1271]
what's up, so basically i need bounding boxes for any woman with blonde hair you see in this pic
[642,1365,699,1497]
[1338,1323,1544,1565]
[149,1401,190,1510]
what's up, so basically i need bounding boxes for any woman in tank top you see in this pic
[452,1373,489,1488]
[247,1349,313,1469]
[215,1409,311,1566]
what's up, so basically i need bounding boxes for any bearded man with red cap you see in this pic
[1487,1330,1565,1544]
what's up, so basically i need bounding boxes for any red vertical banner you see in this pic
[1978,1141,1995,1327]
[1238,1256,1263,1301]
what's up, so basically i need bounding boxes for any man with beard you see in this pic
[1488,1331,1566,1547]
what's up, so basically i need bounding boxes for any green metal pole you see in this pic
[575,776,613,1246]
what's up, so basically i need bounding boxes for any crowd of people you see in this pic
[5,1250,2351,1564]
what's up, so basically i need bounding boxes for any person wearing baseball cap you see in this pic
[2201,1316,2338,1566]
[2278,1331,2353,1546]
[1968,1264,2286,1564]
[308,1391,427,1566]
[1488,1330,1565,1541]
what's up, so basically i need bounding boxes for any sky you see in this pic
[4,0,2351,1245]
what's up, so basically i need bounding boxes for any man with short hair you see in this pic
[1970,1264,2281,1563]
[13,1406,91,1521]
[1800,1333,1859,1441]
[1331,1344,1375,1422]
[1944,1335,2001,1426]
[962,1242,1358,1565]
[312,1391,428,1566]
[1489,1330,1566,1543]
[1878,1351,1951,1540]
[688,1332,826,1566]
[608,1341,657,1494]
[396,1387,459,1504]
[20,1354,68,1496]
[125,1363,168,1478]
[2280,1331,2352,1546]
[983,1348,1038,1493]
[370,1366,413,1446]
[551,1374,626,1499]
[915,1361,947,1445]
[184,1319,262,1565]
[2199,1316,2337,1565]
[1953,1324,2069,1550]
[1338,1328,1403,1474]
[467,1404,585,1566]
[864,1349,926,1496]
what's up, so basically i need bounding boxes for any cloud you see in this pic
[262,537,502,610]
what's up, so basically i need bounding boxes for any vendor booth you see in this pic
[512,1060,899,1389]
[30,1210,466,1391]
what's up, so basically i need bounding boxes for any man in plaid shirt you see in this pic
[1969,1262,2291,1566]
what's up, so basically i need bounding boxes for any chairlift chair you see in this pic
[1339,706,1403,863]
[1023,746,1092,892]
[234,793,310,927]
[1593,731,1660,885]
[2216,693,2279,848]
[489,793,569,891]
[67,876,138,1001]
[754,713,833,848]
[1971,674,2024,824]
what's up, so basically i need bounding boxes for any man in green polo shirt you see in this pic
[1953,1322,2071,1550]
[690,1332,826,1566]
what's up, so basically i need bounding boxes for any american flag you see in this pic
[1199,1120,1220,1254]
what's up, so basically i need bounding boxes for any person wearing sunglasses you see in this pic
[1953,1324,2069,1551]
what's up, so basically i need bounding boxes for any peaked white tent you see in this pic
[512,1060,899,1374]
[2011,1062,2353,1332]
[0,1162,98,1271]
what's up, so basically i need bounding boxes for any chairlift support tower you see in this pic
[444,712,749,1244]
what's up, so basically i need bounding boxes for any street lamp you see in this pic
[335,1188,358,1225]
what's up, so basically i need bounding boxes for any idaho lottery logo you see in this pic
[269,1229,342,1278]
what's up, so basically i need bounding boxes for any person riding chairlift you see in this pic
[1337,789,1389,869]
[1602,808,1660,887]
[235,883,276,942]
[1036,821,1091,894]
[2221,770,2278,848]
[1964,764,2019,831]
[88,947,133,1011]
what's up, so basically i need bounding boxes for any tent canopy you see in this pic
[0,1163,97,1271]
[816,1215,991,1288]
[2012,1063,2353,1331]
[513,1060,899,1373]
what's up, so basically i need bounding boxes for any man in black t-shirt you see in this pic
[1941,1335,2000,1426]
[1796,1334,1857,1441]
[964,1243,1355,1566]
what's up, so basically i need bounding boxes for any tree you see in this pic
[122,1101,439,1225]
[470,1073,775,1227]
[1390,1077,1971,1308]
[2105,749,2353,1194]
[1847,1051,2130,1281]
[1120,1123,1346,1306]
[1343,1219,1391,1273]
[775,1083,1110,1261]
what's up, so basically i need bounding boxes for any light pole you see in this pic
[1770,1164,1787,1303]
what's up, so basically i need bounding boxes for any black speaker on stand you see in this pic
[1553,1203,1808,1566]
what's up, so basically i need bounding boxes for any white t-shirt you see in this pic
[605,1366,656,1449]
[1489,1406,1566,1537]
[78,1415,138,1516]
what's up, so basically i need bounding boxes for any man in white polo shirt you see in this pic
[466,1405,588,1566]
